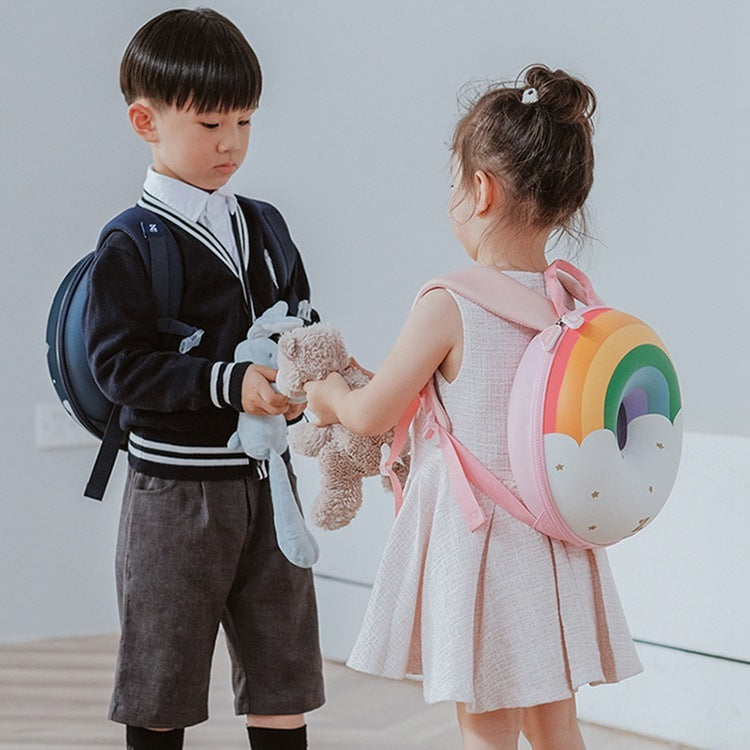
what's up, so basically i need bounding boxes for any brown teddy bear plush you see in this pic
[276,323,410,530]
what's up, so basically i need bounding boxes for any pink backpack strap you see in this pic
[419,383,539,530]
[382,382,539,531]
[380,395,420,515]
[417,265,558,331]
[418,261,604,325]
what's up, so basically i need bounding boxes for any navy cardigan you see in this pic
[83,197,317,479]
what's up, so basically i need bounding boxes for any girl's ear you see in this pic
[473,170,499,216]
[128,100,159,143]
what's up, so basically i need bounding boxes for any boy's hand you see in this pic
[241,364,290,415]
[284,400,308,422]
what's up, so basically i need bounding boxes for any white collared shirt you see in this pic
[142,168,241,267]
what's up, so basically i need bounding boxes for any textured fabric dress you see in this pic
[347,271,643,712]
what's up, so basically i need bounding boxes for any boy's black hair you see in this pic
[120,7,262,113]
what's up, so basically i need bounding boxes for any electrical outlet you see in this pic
[35,401,97,450]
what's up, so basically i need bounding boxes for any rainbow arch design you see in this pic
[543,308,681,445]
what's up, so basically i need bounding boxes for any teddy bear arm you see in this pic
[288,422,331,457]
[313,443,366,531]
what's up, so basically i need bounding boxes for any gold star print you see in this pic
[630,517,651,534]
[555,464,564,471]
[591,490,600,499]
[656,442,664,450]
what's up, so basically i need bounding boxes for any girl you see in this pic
[304,65,643,750]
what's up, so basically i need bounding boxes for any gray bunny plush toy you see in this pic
[228,301,319,568]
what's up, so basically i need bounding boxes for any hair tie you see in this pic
[521,87,539,104]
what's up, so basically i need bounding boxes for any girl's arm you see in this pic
[304,289,461,436]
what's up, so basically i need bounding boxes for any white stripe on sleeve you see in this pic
[210,362,223,408]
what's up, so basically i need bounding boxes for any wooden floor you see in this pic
[0,633,696,749]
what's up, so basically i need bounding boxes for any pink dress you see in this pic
[347,272,643,712]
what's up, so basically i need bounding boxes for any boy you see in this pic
[83,9,325,750]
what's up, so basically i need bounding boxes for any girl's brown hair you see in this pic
[452,65,596,238]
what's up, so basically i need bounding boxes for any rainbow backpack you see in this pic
[381,260,683,548]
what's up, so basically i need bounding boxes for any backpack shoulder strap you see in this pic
[98,206,182,322]
[98,206,202,349]
[236,197,296,289]
[417,265,559,332]
[417,262,605,330]
[382,383,539,532]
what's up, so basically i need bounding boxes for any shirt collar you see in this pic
[142,167,238,223]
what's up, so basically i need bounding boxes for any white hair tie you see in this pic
[522,87,539,104]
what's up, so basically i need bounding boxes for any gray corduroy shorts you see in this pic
[108,467,325,728]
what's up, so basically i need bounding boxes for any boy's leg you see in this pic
[111,469,254,730]
[246,715,304,728]
[221,465,324,739]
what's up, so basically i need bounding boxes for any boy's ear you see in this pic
[128,100,159,143]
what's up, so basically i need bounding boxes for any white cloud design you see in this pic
[543,411,683,545]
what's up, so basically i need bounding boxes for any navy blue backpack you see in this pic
[46,206,199,500]
[46,199,305,501]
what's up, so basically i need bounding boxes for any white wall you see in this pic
[0,0,174,641]
[2,1,748,747]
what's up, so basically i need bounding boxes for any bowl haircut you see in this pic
[120,8,262,114]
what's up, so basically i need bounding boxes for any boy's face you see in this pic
[132,101,254,191]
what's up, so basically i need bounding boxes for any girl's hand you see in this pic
[303,372,351,426]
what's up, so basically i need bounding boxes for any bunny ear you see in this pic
[259,316,303,337]
[252,301,289,329]
[266,300,289,318]
[276,317,304,334]
[245,321,262,339]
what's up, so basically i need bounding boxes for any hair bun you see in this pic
[524,65,596,125]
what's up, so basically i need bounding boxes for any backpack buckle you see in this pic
[179,328,204,354]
